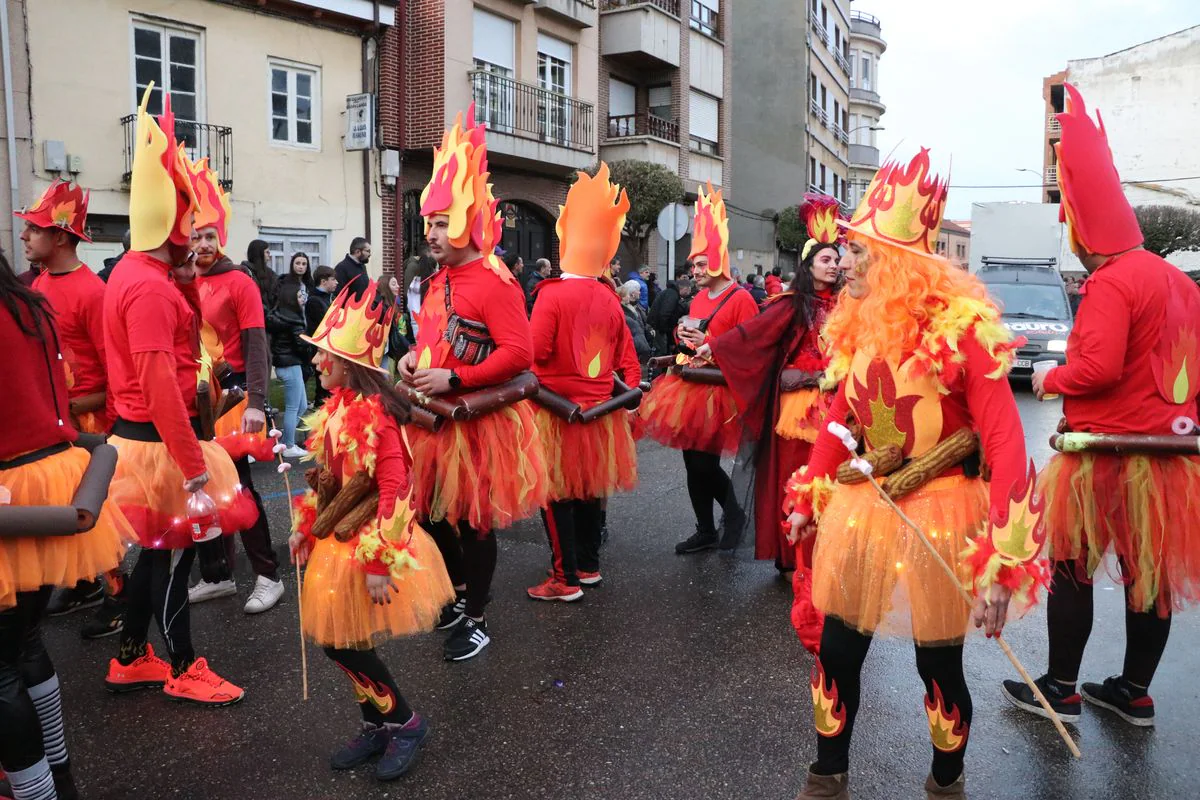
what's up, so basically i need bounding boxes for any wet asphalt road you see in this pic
[40,389,1200,800]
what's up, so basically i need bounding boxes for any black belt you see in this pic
[113,416,204,442]
[0,441,71,470]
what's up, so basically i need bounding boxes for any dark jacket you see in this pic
[266,304,310,369]
[335,254,368,298]
[98,252,126,283]
[305,287,332,336]
[750,285,768,306]
[622,302,652,361]
[647,284,684,332]
[523,271,546,314]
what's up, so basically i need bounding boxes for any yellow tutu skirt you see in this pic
[775,388,826,443]
[301,525,455,649]
[812,475,987,645]
[407,400,548,531]
[0,446,135,610]
[535,407,637,501]
[107,437,258,549]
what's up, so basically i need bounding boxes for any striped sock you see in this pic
[28,674,68,767]
[6,758,56,800]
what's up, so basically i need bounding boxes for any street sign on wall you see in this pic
[345,93,374,151]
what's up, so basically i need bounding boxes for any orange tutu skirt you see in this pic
[301,523,454,650]
[407,400,548,531]
[107,437,259,550]
[535,407,637,501]
[0,447,135,610]
[1041,452,1200,617]
[636,373,740,455]
[812,475,987,645]
[775,388,826,443]
[213,398,276,462]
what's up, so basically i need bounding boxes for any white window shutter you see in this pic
[689,91,718,143]
[473,9,515,70]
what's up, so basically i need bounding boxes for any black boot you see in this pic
[52,762,79,800]
[675,524,719,555]
[718,505,747,551]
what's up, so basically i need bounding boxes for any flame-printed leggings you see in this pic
[811,617,972,787]
[325,647,413,725]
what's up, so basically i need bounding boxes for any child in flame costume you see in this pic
[398,106,547,662]
[101,86,256,706]
[289,279,454,782]
[185,157,285,615]
[696,194,844,651]
[638,183,759,555]
[526,164,642,601]
[784,150,1047,800]
[0,250,134,800]
[1002,84,1200,729]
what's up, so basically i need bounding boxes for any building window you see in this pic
[132,19,202,146]
[259,228,330,277]
[849,48,858,88]
[269,61,319,148]
[821,4,828,30]
[809,157,817,187]
[820,84,828,118]
[537,33,573,143]
[690,0,719,37]
[819,163,827,193]
[609,78,636,136]
[834,25,841,52]
[861,56,872,91]
[649,85,672,121]
[957,243,966,260]
[809,73,818,102]
[473,9,516,132]
[688,90,719,155]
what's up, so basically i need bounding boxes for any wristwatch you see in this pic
[447,370,462,390]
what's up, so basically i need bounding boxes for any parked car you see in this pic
[979,258,1074,379]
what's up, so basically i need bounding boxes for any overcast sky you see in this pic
[857,0,1198,220]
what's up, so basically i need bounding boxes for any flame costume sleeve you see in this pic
[133,350,206,479]
[1043,277,1130,395]
[354,416,419,577]
[453,269,533,389]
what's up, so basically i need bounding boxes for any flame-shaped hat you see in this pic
[187,156,233,250]
[129,83,200,252]
[419,104,510,282]
[689,182,730,280]
[557,163,630,278]
[15,180,92,242]
[840,148,948,256]
[1055,83,1142,256]
[302,279,396,374]
[800,192,844,261]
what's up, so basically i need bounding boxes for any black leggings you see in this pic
[681,449,733,532]
[425,519,496,619]
[812,617,971,787]
[1047,560,1172,688]
[540,499,605,585]
[196,457,279,583]
[0,587,54,773]
[119,548,196,671]
[324,647,412,725]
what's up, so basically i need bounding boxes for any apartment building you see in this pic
[804,0,850,210]
[847,9,885,208]
[0,0,394,274]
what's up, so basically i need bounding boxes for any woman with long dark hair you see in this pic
[242,239,279,310]
[694,195,844,652]
[267,270,312,457]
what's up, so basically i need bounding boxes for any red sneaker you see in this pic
[577,571,603,586]
[105,644,171,693]
[526,578,583,602]
[163,658,245,706]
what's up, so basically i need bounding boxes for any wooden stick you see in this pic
[862,473,1081,759]
[270,415,308,701]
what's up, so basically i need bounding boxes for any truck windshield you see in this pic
[986,283,1068,320]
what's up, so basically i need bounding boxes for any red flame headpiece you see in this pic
[557,163,630,278]
[689,182,730,280]
[800,192,844,261]
[840,148,948,256]
[14,180,92,242]
[302,280,396,374]
[187,157,233,250]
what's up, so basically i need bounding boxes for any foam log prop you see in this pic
[408,404,443,432]
[1050,431,1200,456]
[333,491,381,542]
[679,366,727,386]
[0,443,117,537]
[311,472,373,539]
[836,445,903,485]
[779,369,823,392]
[647,355,678,371]
[884,428,979,500]
[451,371,540,420]
[215,387,246,420]
[68,391,106,416]
[578,386,644,424]
[534,385,583,422]
[196,380,216,441]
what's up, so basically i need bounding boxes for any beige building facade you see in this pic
[2,0,393,274]
[804,0,850,207]
[847,8,885,208]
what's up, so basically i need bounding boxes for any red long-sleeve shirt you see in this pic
[0,304,77,460]
[530,276,641,407]
[412,258,532,389]
[32,266,107,401]
[1044,249,1200,433]
[684,282,760,342]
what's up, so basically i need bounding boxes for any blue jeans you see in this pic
[276,365,307,448]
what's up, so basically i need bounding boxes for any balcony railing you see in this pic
[807,10,829,46]
[1047,112,1062,135]
[1045,164,1058,184]
[470,70,594,152]
[809,97,828,127]
[601,0,679,14]
[832,123,848,145]
[833,48,850,75]
[850,10,883,39]
[121,114,233,190]
[608,113,679,142]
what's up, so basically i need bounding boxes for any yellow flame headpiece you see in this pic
[839,148,948,257]
[302,280,397,374]
[186,157,233,250]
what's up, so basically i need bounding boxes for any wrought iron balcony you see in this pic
[470,71,594,153]
[608,113,679,142]
[1047,112,1062,135]
[600,0,679,14]
[121,114,233,190]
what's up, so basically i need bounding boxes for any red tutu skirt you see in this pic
[636,373,740,456]
[1041,452,1200,617]
[535,407,637,501]
[406,400,547,531]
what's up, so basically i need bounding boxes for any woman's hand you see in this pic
[786,511,815,545]
[289,531,311,566]
[971,583,1013,638]
[367,573,399,605]
[694,343,713,361]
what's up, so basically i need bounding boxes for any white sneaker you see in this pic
[188,579,237,604]
[282,446,309,459]
[243,575,284,614]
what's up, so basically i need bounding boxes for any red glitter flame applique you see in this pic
[851,360,919,456]
[811,660,847,738]
[925,682,968,753]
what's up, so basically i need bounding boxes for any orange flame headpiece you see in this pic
[15,180,92,242]
[689,182,730,280]
[1055,83,1142,256]
[187,157,233,250]
[129,83,199,252]
[800,192,844,261]
[302,280,396,374]
[840,148,948,256]
[557,163,630,278]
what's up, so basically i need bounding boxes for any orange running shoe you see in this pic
[526,578,583,602]
[576,571,603,586]
[163,658,245,706]
[105,644,171,693]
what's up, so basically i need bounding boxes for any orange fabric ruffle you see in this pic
[0,447,135,610]
[107,436,259,549]
[74,411,112,435]
[636,373,740,456]
[406,400,547,531]
[535,407,638,501]
[1041,452,1200,617]
[812,475,988,645]
[775,387,827,442]
[213,397,276,462]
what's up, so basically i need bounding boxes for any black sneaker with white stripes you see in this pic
[435,596,466,631]
[444,617,490,661]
